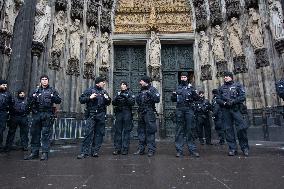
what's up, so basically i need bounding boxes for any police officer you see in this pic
[0,79,13,152]
[216,72,249,156]
[77,77,111,159]
[24,75,61,160]
[171,72,200,158]
[212,89,225,145]
[112,81,135,155]
[134,76,160,157]
[5,89,30,152]
[195,91,212,145]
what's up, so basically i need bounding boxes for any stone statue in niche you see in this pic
[228,17,244,57]
[33,0,51,43]
[247,8,264,50]
[198,31,209,66]
[49,10,67,70]
[2,0,24,35]
[52,11,66,53]
[100,32,110,66]
[85,26,98,64]
[0,0,3,11]
[149,31,161,81]
[212,25,225,62]
[69,19,82,60]
[268,0,284,39]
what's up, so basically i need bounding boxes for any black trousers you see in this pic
[30,112,54,154]
[5,115,29,148]
[113,109,133,152]
[196,114,211,143]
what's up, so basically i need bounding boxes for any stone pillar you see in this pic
[7,0,37,93]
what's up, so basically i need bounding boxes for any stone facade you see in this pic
[1,0,284,139]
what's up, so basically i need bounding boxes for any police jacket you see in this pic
[10,97,30,116]
[195,97,211,115]
[79,85,111,113]
[171,83,199,108]
[112,89,135,111]
[216,81,246,108]
[136,85,160,111]
[29,85,61,113]
[0,90,13,112]
[212,95,221,118]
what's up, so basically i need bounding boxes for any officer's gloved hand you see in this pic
[226,100,234,107]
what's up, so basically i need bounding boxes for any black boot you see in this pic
[242,149,249,157]
[133,149,144,155]
[228,150,238,156]
[190,151,200,158]
[77,153,88,159]
[176,151,183,158]
[24,153,39,160]
[40,153,48,161]
[112,150,121,155]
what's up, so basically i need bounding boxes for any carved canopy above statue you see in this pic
[114,0,193,34]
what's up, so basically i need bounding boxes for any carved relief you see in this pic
[268,0,284,40]
[55,0,67,11]
[49,11,67,70]
[247,8,264,50]
[84,63,95,79]
[33,0,51,43]
[2,0,24,35]
[212,25,225,62]
[102,0,114,9]
[66,58,80,76]
[32,41,45,57]
[195,3,208,32]
[87,0,99,27]
[216,61,228,77]
[0,0,3,11]
[149,31,161,81]
[228,17,244,57]
[0,30,12,54]
[233,55,247,74]
[225,0,241,19]
[274,38,284,53]
[193,0,204,7]
[209,0,223,26]
[198,31,210,66]
[71,0,83,21]
[201,65,212,81]
[101,9,112,32]
[255,48,270,68]
[114,0,192,34]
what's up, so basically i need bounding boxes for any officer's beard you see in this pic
[0,88,6,92]
[18,96,25,100]
[180,80,188,86]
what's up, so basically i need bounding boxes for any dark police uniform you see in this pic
[5,95,30,151]
[195,96,212,144]
[216,80,249,156]
[171,83,200,156]
[0,89,13,149]
[135,84,160,156]
[112,89,135,154]
[26,85,61,159]
[78,86,111,157]
[212,94,225,145]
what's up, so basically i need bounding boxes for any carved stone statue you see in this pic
[149,31,161,81]
[0,0,4,11]
[268,0,284,39]
[149,31,161,67]
[100,32,110,66]
[198,31,209,66]
[228,17,244,57]
[85,26,98,64]
[247,8,264,50]
[33,0,51,43]
[69,19,82,60]
[212,25,225,62]
[52,10,66,53]
[2,0,24,35]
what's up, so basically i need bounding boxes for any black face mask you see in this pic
[18,96,25,100]
[0,88,6,92]
[180,80,188,86]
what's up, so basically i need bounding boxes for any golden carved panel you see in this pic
[114,0,193,34]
